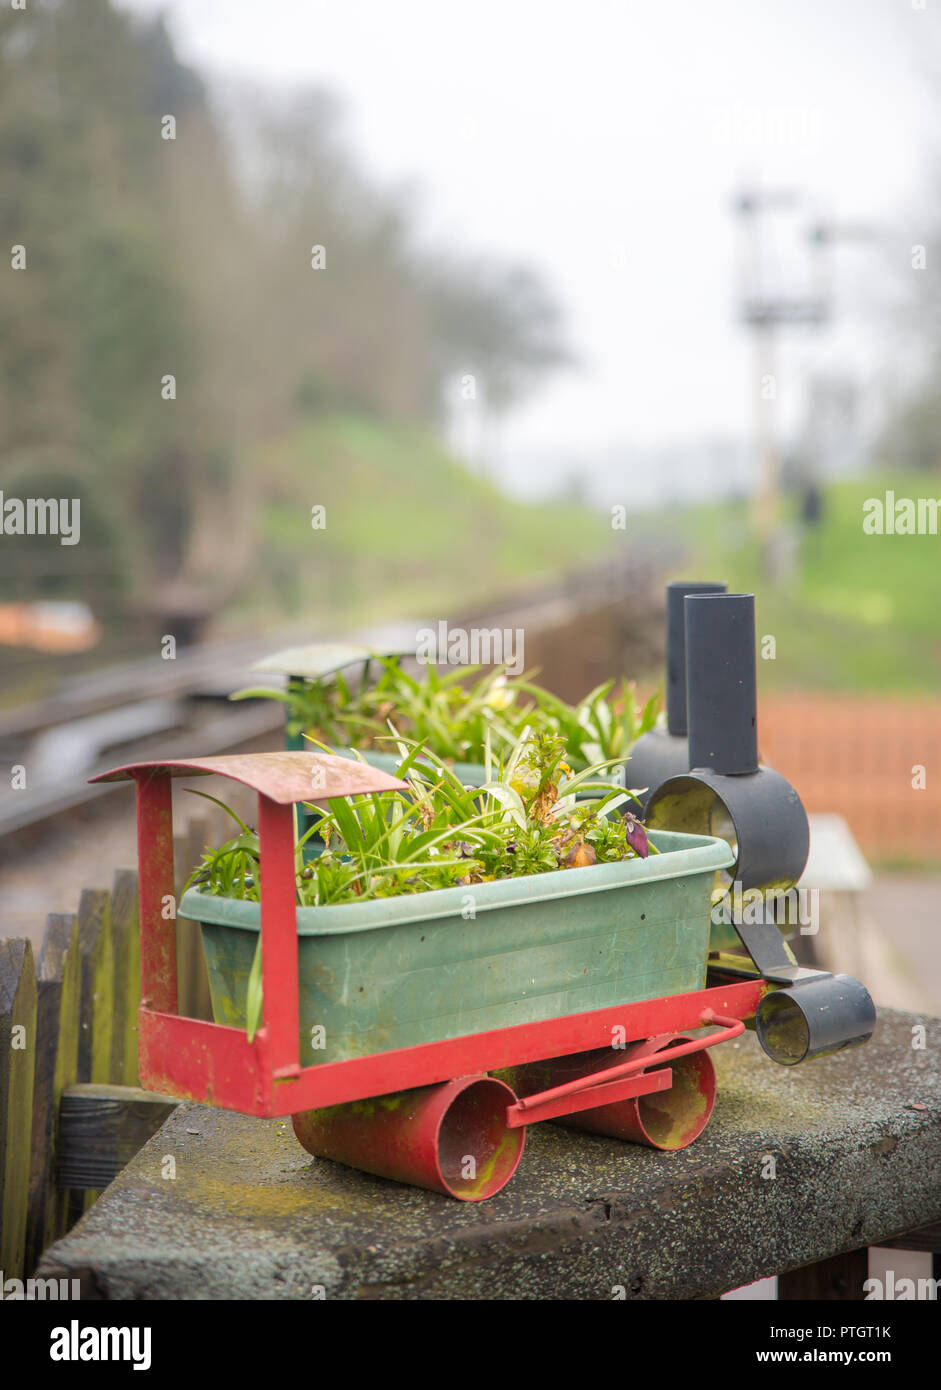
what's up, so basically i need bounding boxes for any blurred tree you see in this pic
[420,257,572,420]
[0,0,571,627]
[0,0,207,605]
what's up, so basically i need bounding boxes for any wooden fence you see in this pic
[0,806,228,1280]
[760,695,941,861]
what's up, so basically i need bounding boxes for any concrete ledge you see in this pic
[38,1008,941,1300]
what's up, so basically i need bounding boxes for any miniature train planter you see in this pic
[93,750,773,1201]
[147,588,869,1199]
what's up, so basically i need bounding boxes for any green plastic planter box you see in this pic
[181,829,734,1067]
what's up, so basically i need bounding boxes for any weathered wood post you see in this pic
[0,938,38,1280]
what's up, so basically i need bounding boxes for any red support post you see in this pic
[257,794,300,1078]
[135,771,177,1015]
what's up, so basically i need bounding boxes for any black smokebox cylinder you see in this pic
[685,592,758,774]
[666,581,727,735]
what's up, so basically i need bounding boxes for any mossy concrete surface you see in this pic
[37,1008,941,1300]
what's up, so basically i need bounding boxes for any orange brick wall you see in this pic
[759,696,941,860]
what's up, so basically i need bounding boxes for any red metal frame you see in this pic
[506,1067,675,1127]
[111,761,768,1121]
[504,1010,744,1126]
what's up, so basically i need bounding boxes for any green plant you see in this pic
[188,732,648,907]
[358,658,529,762]
[232,655,661,772]
[231,664,375,743]
[512,676,660,768]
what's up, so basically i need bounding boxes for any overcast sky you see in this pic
[120,0,937,500]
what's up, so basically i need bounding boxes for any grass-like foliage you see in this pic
[232,655,660,771]
[187,728,651,911]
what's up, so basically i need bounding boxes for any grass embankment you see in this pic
[663,470,941,693]
[245,414,615,625]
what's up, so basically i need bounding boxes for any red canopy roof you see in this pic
[89,750,409,805]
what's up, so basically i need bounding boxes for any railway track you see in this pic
[0,539,682,841]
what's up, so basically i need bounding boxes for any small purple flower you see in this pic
[624,813,649,858]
